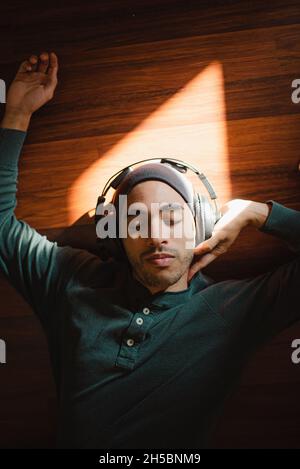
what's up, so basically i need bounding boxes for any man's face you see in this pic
[120,180,196,294]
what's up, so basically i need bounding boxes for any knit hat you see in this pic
[111,162,196,217]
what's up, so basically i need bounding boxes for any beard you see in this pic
[130,249,194,290]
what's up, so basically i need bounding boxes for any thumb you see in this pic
[16,59,33,74]
[45,52,58,91]
[193,234,219,255]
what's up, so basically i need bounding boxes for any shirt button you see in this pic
[143,307,150,315]
[126,338,135,347]
[136,317,144,325]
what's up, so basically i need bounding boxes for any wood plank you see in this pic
[0,0,300,449]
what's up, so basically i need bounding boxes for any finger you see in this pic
[188,252,218,281]
[28,55,38,71]
[47,52,58,83]
[193,241,212,256]
[17,60,32,73]
[195,252,218,270]
[193,236,219,255]
[17,54,38,74]
[37,52,49,73]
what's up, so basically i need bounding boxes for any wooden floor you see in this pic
[0,0,300,448]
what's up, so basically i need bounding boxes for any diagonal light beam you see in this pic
[68,61,231,224]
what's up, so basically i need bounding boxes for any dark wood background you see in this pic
[0,0,300,448]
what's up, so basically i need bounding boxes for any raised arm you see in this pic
[192,198,300,344]
[0,52,98,328]
[188,198,272,280]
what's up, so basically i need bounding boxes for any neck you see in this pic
[132,269,189,295]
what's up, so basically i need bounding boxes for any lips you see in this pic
[145,253,175,267]
[146,254,175,260]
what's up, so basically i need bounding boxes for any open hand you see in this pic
[6,52,58,116]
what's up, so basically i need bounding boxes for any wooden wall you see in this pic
[0,0,300,448]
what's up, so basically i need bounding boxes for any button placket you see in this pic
[115,307,153,370]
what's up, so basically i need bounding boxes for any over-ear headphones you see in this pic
[95,157,222,262]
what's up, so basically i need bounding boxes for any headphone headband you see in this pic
[100,157,219,216]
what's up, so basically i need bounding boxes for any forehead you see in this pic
[127,180,185,206]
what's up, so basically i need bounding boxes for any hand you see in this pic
[5,51,58,118]
[187,199,256,282]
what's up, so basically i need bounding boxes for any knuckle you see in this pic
[216,245,226,254]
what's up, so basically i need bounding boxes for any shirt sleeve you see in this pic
[213,200,300,345]
[0,127,101,328]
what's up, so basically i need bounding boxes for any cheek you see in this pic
[173,219,195,250]
[183,216,196,249]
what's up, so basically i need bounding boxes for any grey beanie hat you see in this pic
[111,162,196,217]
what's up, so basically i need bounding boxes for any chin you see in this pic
[152,269,183,283]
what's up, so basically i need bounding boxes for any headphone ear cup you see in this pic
[96,236,119,261]
[193,193,205,246]
[201,194,217,240]
[95,197,125,262]
[96,226,127,262]
[109,237,128,262]
[194,193,216,242]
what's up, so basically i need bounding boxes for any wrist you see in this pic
[1,106,32,131]
[245,201,271,229]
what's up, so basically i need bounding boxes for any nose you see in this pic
[148,215,169,246]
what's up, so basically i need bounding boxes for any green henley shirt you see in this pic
[0,128,299,449]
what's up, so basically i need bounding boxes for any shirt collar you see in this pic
[124,264,214,311]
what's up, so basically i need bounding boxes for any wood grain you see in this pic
[0,0,299,448]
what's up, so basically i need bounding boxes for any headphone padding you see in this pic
[194,193,216,244]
